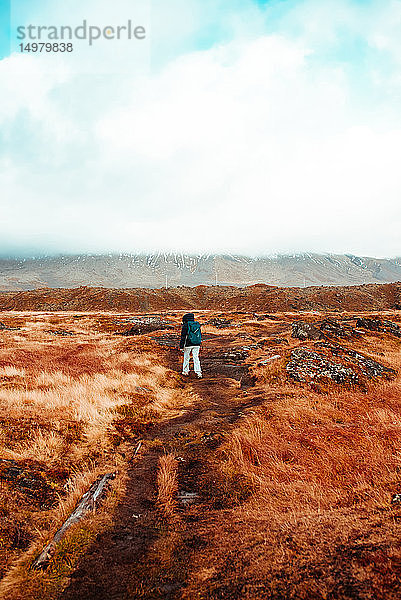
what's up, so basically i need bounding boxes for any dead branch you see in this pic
[32,472,116,570]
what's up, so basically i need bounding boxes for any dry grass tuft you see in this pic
[157,453,178,516]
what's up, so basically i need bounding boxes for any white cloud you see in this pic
[1,0,401,257]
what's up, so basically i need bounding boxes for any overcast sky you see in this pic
[1,0,401,258]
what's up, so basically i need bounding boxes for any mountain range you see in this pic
[0,253,400,290]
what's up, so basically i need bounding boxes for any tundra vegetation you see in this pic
[0,301,400,599]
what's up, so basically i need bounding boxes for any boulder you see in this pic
[287,347,359,386]
[356,317,401,338]
[317,341,397,379]
[287,343,396,387]
[292,321,324,341]
[319,318,359,339]
[207,318,233,329]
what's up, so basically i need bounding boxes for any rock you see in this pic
[252,313,282,321]
[0,459,60,508]
[258,337,289,348]
[118,316,174,336]
[208,349,249,362]
[202,360,254,385]
[356,317,401,338]
[200,432,223,448]
[292,319,360,342]
[292,321,325,341]
[207,318,232,329]
[47,329,75,336]
[317,341,397,379]
[319,318,359,339]
[287,343,397,387]
[152,333,179,347]
[287,347,359,385]
[178,490,199,506]
[202,347,255,387]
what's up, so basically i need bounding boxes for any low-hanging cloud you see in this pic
[1,0,401,258]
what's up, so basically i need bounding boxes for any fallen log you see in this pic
[32,471,116,569]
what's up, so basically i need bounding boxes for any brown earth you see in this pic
[0,281,400,313]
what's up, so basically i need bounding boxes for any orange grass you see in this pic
[1,308,401,599]
[179,313,401,599]
[0,311,190,597]
[157,453,179,516]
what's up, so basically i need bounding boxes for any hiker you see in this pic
[179,313,202,378]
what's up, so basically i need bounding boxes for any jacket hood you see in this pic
[182,313,195,323]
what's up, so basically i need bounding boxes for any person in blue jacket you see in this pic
[179,313,202,378]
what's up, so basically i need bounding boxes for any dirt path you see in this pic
[60,338,259,600]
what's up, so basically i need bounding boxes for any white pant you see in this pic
[182,345,202,375]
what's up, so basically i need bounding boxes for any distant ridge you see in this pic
[0,282,400,313]
[0,253,400,291]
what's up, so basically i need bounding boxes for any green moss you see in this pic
[46,525,93,581]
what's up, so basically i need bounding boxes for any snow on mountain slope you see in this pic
[0,253,400,290]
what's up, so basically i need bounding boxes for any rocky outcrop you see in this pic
[118,316,174,336]
[356,317,401,338]
[287,347,359,385]
[293,319,360,342]
[316,341,397,379]
[287,343,396,387]
[292,321,325,341]
[319,318,359,339]
[207,318,233,329]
